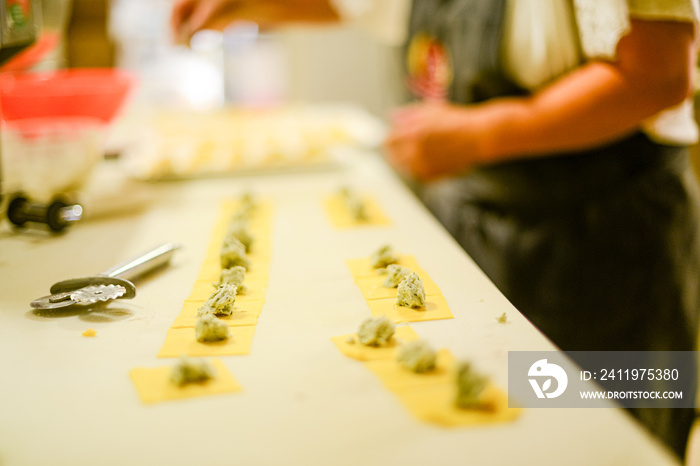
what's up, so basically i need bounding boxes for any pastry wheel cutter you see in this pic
[30,242,181,310]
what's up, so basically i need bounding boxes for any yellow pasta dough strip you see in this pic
[129,359,242,404]
[204,199,274,258]
[346,255,422,279]
[170,301,260,329]
[364,349,456,389]
[330,326,420,361]
[367,295,454,323]
[157,326,256,358]
[353,270,441,301]
[323,195,391,229]
[394,383,521,427]
[163,197,272,355]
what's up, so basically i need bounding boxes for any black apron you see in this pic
[407,0,700,458]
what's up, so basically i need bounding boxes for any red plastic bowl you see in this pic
[0,68,136,124]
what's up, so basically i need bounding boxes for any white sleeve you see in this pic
[572,0,630,60]
[627,0,699,22]
[571,0,700,145]
[329,0,412,46]
[501,0,582,90]
[573,0,699,60]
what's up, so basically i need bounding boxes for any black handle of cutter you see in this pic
[7,195,83,232]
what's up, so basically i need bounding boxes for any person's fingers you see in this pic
[384,132,418,176]
[385,129,442,182]
[170,0,196,39]
[389,105,423,131]
[186,0,235,36]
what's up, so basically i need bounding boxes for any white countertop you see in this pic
[0,147,680,466]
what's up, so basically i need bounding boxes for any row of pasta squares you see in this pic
[159,194,273,358]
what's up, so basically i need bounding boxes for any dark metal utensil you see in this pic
[30,242,181,310]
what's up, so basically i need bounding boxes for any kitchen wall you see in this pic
[279,26,407,118]
[65,0,404,118]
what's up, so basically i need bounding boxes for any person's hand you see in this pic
[171,0,246,43]
[384,102,493,182]
[170,0,339,44]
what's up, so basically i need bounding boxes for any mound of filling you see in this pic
[195,313,231,342]
[220,236,251,270]
[382,264,412,288]
[454,362,488,409]
[357,316,395,347]
[396,272,426,308]
[198,283,237,317]
[370,245,399,269]
[239,192,257,215]
[216,265,247,294]
[225,219,254,252]
[169,356,214,386]
[396,340,437,373]
[338,186,368,221]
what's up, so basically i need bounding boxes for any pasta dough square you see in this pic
[157,326,256,358]
[330,325,419,361]
[129,359,242,404]
[323,195,391,229]
[346,255,422,279]
[170,301,260,328]
[354,271,441,300]
[364,349,455,389]
[367,295,454,323]
[395,383,521,427]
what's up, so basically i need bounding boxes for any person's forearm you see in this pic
[480,19,696,163]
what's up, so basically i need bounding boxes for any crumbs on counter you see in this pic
[82,328,98,337]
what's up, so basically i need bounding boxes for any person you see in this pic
[171,0,700,460]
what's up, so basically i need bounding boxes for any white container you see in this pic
[2,117,104,202]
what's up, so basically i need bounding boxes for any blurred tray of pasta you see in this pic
[118,104,386,180]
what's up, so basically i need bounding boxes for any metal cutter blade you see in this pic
[70,284,127,304]
[30,277,136,310]
[30,242,181,310]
